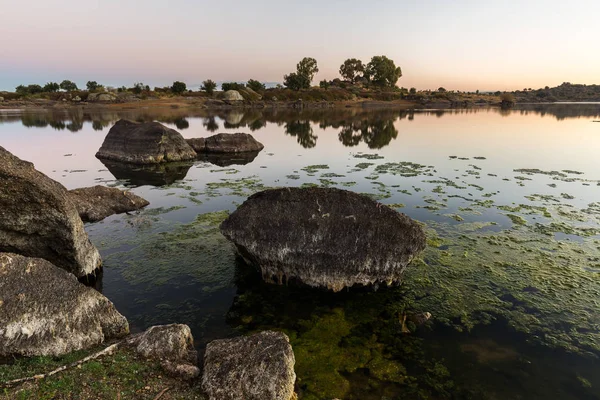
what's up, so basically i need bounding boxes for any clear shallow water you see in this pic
[1,105,600,399]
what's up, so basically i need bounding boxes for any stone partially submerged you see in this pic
[220,187,427,292]
[0,146,101,277]
[186,132,264,154]
[95,119,197,164]
[202,331,296,400]
[0,253,129,357]
[68,185,149,222]
[99,159,193,186]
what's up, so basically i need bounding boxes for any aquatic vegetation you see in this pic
[375,162,434,177]
[354,162,374,170]
[102,211,234,290]
[505,214,527,226]
[353,153,384,160]
[301,164,330,174]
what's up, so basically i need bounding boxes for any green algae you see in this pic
[506,214,528,226]
[375,162,434,177]
[102,211,234,290]
[353,153,384,160]
[302,164,330,174]
[354,162,375,170]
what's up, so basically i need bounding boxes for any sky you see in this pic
[1,0,599,92]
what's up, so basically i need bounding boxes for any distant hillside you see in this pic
[513,82,600,102]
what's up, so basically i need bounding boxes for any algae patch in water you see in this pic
[102,211,234,290]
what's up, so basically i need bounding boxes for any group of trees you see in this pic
[16,80,78,95]
[282,55,402,91]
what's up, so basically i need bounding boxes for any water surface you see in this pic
[1,105,600,399]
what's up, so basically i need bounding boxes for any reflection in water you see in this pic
[100,159,194,186]
[203,116,219,132]
[338,119,399,149]
[201,152,260,167]
[285,120,317,148]
[173,118,190,130]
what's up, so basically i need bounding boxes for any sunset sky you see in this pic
[1,0,598,92]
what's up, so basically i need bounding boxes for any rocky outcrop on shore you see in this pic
[220,187,427,292]
[186,132,264,154]
[87,92,117,102]
[202,331,296,400]
[221,90,244,103]
[127,324,200,380]
[68,185,149,222]
[0,146,101,277]
[0,253,129,357]
[95,119,197,164]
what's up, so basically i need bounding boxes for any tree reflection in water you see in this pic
[285,120,317,149]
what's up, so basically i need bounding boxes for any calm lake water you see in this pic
[1,104,600,400]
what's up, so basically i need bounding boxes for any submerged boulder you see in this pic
[202,331,296,400]
[68,185,150,222]
[0,253,129,357]
[95,119,197,164]
[127,324,199,380]
[186,133,264,154]
[0,146,101,277]
[220,187,426,292]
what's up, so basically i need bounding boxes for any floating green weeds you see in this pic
[301,165,330,174]
[353,153,384,160]
[375,162,434,177]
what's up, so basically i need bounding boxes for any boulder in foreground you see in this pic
[95,119,197,164]
[0,253,129,357]
[186,132,264,154]
[220,187,426,292]
[127,324,199,380]
[68,185,149,222]
[0,146,101,277]
[202,331,296,400]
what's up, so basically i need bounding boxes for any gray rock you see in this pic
[202,331,296,400]
[0,146,101,277]
[95,119,197,164]
[72,96,81,102]
[87,92,117,102]
[0,96,4,102]
[68,185,149,222]
[186,133,264,154]
[185,137,206,153]
[128,324,199,380]
[0,253,129,357]
[222,90,244,102]
[220,187,426,292]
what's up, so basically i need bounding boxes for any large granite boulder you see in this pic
[0,146,101,277]
[222,90,244,102]
[186,133,264,154]
[95,119,197,164]
[0,253,129,357]
[87,92,117,102]
[202,331,296,400]
[220,187,426,292]
[127,324,199,380]
[68,185,149,222]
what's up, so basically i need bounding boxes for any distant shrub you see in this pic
[284,73,310,91]
[221,82,245,91]
[438,87,447,92]
[247,79,266,92]
[86,81,101,91]
[409,87,417,94]
[319,80,330,89]
[43,82,60,92]
[59,80,78,92]
[201,79,217,95]
[171,81,187,94]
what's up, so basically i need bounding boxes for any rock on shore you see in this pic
[0,146,101,277]
[220,187,427,292]
[127,324,199,380]
[0,253,129,357]
[95,119,197,164]
[202,331,296,400]
[68,185,149,222]
[186,132,264,154]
